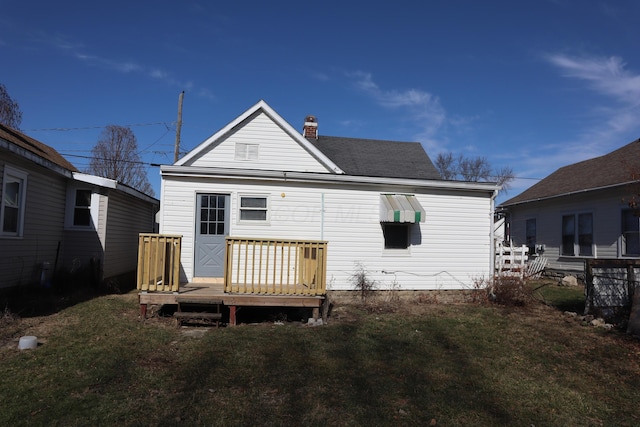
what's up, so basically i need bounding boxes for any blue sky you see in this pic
[2,0,640,203]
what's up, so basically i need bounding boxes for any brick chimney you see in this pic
[303,115,318,139]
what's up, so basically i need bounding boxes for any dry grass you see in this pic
[0,286,638,426]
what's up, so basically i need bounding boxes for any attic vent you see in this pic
[235,143,259,161]
[303,115,318,139]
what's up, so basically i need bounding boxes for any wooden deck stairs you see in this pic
[173,297,223,327]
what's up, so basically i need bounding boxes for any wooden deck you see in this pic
[137,235,327,326]
[138,282,324,326]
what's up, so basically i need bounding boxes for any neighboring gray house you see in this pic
[499,138,640,274]
[158,100,499,291]
[0,124,159,290]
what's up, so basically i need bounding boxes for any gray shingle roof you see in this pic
[307,135,441,180]
[501,138,640,206]
[0,123,78,172]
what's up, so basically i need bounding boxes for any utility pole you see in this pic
[173,91,184,163]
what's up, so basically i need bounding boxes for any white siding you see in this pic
[188,112,330,173]
[506,187,631,272]
[102,190,157,279]
[61,193,106,278]
[160,176,493,290]
[63,189,157,281]
[0,153,68,289]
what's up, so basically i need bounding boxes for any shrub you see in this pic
[489,274,534,306]
[350,262,376,302]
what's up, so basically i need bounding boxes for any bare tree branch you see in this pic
[0,83,23,130]
[435,151,515,195]
[87,125,155,196]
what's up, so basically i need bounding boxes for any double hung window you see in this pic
[525,218,536,255]
[561,213,593,256]
[239,195,268,222]
[73,189,93,227]
[621,209,640,256]
[1,166,27,237]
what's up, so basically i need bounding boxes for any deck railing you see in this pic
[225,237,327,296]
[137,233,182,292]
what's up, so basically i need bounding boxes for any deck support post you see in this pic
[229,305,237,326]
[312,307,320,321]
[140,303,147,319]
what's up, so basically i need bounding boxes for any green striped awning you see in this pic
[379,194,425,223]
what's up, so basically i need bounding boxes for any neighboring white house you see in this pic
[499,138,640,274]
[158,100,498,291]
[0,123,159,290]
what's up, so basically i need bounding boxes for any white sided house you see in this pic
[158,100,498,294]
[0,124,158,291]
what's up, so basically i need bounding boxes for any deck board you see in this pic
[139,283,324,308]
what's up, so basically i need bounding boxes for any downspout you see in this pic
[490,188,498,280]
[321,193,325,240]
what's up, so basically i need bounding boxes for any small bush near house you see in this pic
[474,275,535,306]
[350,261,377,302]
[490,274,534,306]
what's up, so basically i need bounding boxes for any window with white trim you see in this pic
[561,213,593,256]
[65,186,98,229]
[234,143,259,161]
[238,195,268,222]
[73,189,93,226]
[1,166,28,237]
[621,209,640,256]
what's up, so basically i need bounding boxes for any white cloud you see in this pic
[348,71,447,151]
[38,30,212,98]
[545,54,640,106]
[531,52,640,173]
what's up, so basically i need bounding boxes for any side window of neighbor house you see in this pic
[525,218,536,255]
[382,223,410,249]
[1,167,28,237]
[562,213,593,256]
[621,209,640,256]
[73,189,93,227]
[239,195,268,221]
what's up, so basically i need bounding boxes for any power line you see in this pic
[61,153,150,166]
[25,121,175,132]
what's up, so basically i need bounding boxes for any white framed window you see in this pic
[1,166,28,237]
[561,212,593,256]
[65,186,99,229]
[238,194,268,222]
[621,209,640,256]
[234,143,259,161]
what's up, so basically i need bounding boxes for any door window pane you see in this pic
[200,195,226,235]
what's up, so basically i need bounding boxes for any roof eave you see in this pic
[160,165,498,194]
[1,138,74,178]
[500,180,639,208]
[73,172,159,205]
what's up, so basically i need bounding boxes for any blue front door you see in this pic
[194,193,229,277]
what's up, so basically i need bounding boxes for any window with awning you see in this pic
[379,194,425,223]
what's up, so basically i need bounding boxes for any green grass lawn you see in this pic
[1,287,638,426]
